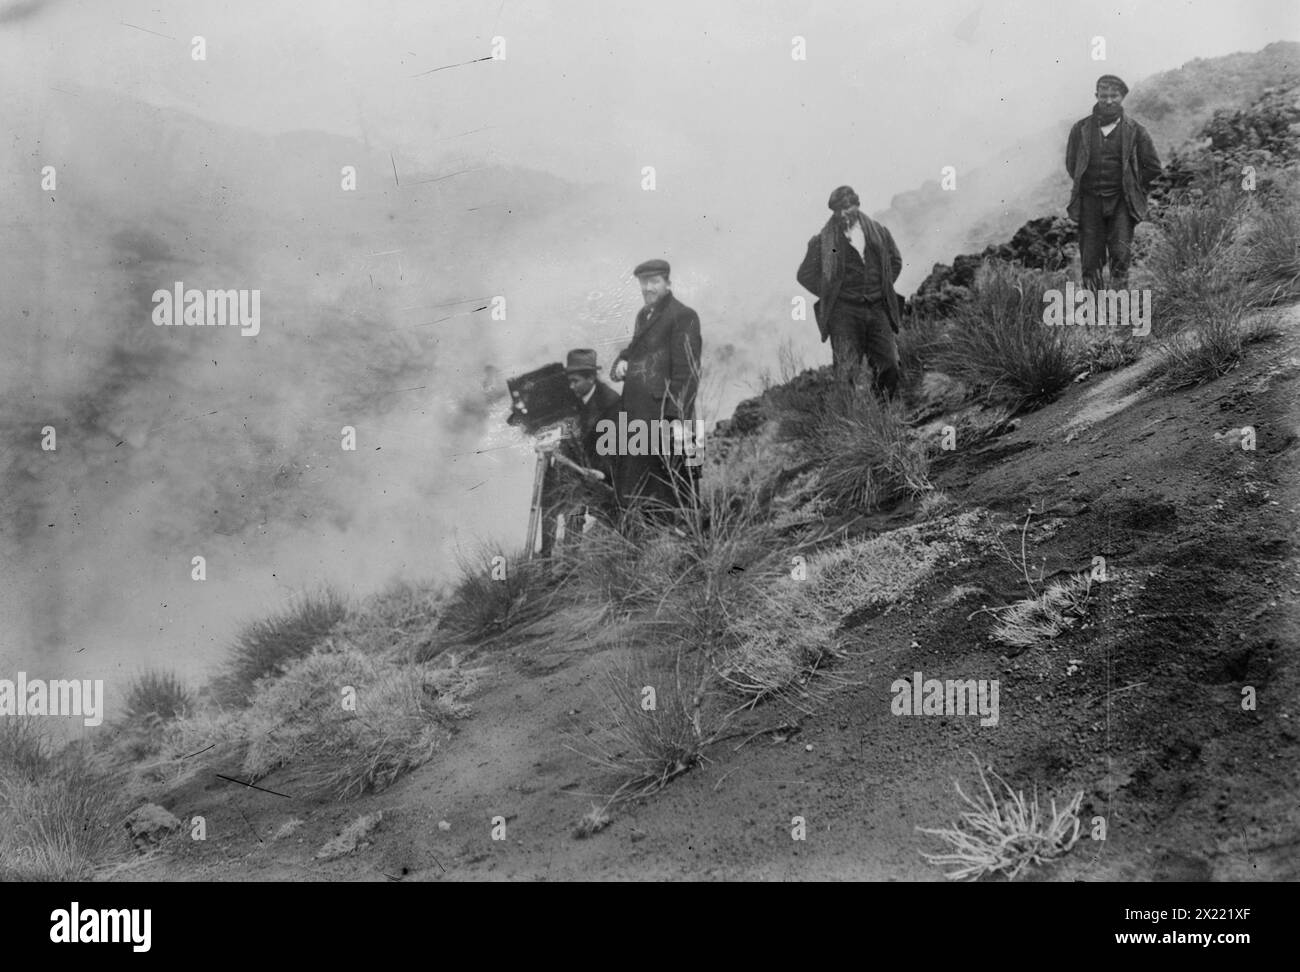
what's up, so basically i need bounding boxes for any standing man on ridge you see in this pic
[1065,74,1163,291]
[610,259,703,514]
[797,185,904,400]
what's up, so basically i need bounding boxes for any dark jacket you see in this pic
[613,292,702,422]
[1065,112,1162,223]
[797,218,903,341]
[565,380,622,479]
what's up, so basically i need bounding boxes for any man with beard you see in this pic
[797,186,903,399]
[610,259,702,514]
[1065,74,1163,291]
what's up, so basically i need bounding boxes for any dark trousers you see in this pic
[826,299,900,400]
[1079,192,1133,291]
[616,452,696,518]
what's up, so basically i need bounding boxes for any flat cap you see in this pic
[632,258,671,278]
[828,185,861,210]
[1096,74,1129,95]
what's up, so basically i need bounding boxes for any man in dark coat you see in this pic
[797,186,903,399]
[1065,74,1162,290]
[562,348,622,484]
[610,259,703,513]
[537,349,622,556]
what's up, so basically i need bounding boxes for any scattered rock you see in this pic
[123,804,182,853]
[437,819,451,831]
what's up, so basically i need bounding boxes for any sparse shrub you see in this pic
[1151,294,1271,390]
[438,543,550,644]
[1239,182,1300,307]
[896,309,950,402]
[335,579,444,664]
[936,261,1079,411]
[239,644,481,799]
[0,743,131,881]
[1146,188,1247,336]
[123,669,193,724]
[570,651,719,807]
[212,588,350,707]
[121,709,245,794]
[0,715,52,784]
[810,382,932,510]
[918,754,1083,881]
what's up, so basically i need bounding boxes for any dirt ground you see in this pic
[125,307,1300,882]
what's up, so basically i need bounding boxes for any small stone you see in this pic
[805,744,814,752]
[437,820,451,831]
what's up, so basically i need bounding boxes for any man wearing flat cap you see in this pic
[797,186,903,399]
[610,259,703,512]
[1065,74,1163,291]
[538,349,624,556]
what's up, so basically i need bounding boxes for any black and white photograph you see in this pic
[2,0,1298,920]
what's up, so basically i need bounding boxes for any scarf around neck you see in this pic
[821,211,888,288]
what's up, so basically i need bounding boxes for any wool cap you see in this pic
[828,185,861,210]
[633,258,671,278]
[1096,74,1129,95]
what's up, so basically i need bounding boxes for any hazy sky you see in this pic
[2,0,1297,707]
[4,0,1298,211]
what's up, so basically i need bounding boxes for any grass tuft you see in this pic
[212,588,350,707]
[935,262,1079,411]
[917,754,1084,881]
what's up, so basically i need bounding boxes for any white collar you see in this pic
[581,385,596,406]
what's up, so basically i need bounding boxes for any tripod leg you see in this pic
[525,452,547,559]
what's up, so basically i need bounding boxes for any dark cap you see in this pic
[633,258,671,279]
[564,348,601,374]
[1096,74,1129,95]
[828,185,860,211]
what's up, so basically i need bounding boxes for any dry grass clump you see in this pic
[333,578,445,664]
[989,574,1093,652]
[239,645,483,799]
[1239,186,1300,307]
[935,262,1080,410]
[1151,294,1278,391]
[438,543,552,645]
[917,754,1084,881]
[570,651,720,811]
[810,381,933,510]
[211,587,350,707]
[0,728,132,881]
[1146,187,1249,334]
[719,520,967,711]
